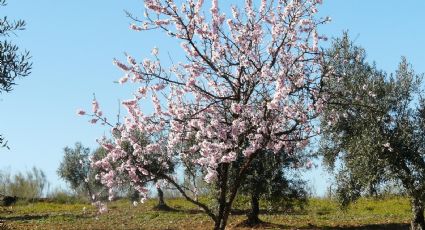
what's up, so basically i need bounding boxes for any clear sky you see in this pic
[1,0,424,196]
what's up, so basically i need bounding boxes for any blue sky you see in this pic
[1,0,424,196]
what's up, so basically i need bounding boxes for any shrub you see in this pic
[0,167,48,200]
[47,188,82,204]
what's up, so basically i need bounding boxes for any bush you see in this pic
[0,167,48,200]
[47,188,82,204]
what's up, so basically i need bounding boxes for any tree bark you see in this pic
[214,164,229,230]
[368,182,377,198]
[154,186,170,210]
[84,182,94,202]
[214,203,231,230]
[214,151,261,230]
[246,191,262,225]
[160,173,217,220]
[411,197,425,230]
[157,187,166,206]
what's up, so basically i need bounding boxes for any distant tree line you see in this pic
[0,167,48,202]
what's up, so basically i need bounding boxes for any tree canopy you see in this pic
[320,34,425,229]
[0,0,32,149]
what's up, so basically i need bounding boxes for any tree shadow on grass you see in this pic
[166,207,307,218]
[235,219,288,229]
[164,205,204,214]
[0,214,49,222]
[0,213,92,222]
[152,204,178,212]
[142,206,410,230]
[229,208,307,216]
[233,220,409,230]
[298,223,409,230]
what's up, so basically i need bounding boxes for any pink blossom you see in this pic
[130,24,143,31]
[230,103,242,114]
[138,87,148,96]
[221,151,236,163]
[151,47,159,56]
[122,99,137,106]
[113,59,130,71]
[204,167,218,183]
[92,99,99,114]
[77,109,86,116]
[151,83,165,91]
[118,75,129,84]
[306,160,313,169]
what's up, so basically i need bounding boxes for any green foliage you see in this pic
[57,143,91,192]
[0,0,32,149]
[0,0,32,93]
[57,142,105,201]
[233,150,308,214]
[320,33,395,207]
[333,167,363,209]
[321,33,425,213]
[47,188,82,204]
[0,167,48,200]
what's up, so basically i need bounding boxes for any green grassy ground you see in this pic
[0,196,412,229]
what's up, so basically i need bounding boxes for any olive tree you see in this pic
[234,150,308,226]
[57,142,101,201]
[320,34,425,230]
[0,0,32,148]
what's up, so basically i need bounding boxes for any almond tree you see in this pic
[80,1,330,229]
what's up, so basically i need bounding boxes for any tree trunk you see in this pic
[368,182,377,198]
[214,217,222,230]
[85,182,94,202]
[213,152,261,230]
[246,191,262,225]
[214,203,231,230]
[154,186,170,210]
[411,198,425,230]
[214,164,229,230]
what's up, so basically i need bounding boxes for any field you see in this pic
[0,196,412,230]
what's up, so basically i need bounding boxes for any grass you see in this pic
[0,196,412,229]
